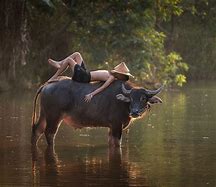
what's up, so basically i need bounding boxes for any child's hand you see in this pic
[84,94,93,102]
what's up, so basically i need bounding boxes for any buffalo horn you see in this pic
[122,84,132,95]
[142,85,164,97]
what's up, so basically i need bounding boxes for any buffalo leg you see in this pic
[108,126,122,147]
[31,111,46,146]
[44,117,61,146]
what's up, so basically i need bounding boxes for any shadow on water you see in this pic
[0,81,216,186]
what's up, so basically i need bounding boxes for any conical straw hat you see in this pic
[111,62,134,77]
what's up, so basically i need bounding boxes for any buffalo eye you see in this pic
[140,96,146,102]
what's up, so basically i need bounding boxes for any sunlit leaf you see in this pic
[175,74,187,87]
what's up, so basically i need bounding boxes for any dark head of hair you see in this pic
[111,72,129,81]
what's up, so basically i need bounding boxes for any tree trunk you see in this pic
[0,0,28,82]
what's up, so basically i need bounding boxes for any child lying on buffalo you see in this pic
[48,52,134,102]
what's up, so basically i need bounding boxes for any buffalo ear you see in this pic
[116,94,130,102]
[148,96,162,104]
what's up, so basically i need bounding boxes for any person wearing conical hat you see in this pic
[47,52,133,102]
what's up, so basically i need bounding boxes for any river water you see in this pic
[0,81,215,187]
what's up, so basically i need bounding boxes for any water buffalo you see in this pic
[32,77,163,147]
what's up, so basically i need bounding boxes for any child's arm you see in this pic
[84,75,115,102]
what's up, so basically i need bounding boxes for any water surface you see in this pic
[0,82,215,186]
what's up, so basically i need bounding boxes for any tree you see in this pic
[0,0,189,90]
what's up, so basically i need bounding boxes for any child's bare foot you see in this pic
[48,59,61,69]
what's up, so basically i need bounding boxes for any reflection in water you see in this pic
[32,146,61,186]
[31,146,148,187]
[0,82,216,186]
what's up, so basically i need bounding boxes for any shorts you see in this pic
[72,64,91,83]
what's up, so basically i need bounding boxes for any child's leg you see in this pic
[69,52,83,66]
[48,52,83,69]
[48,57,77,82]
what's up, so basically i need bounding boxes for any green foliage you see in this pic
[175,74,186,87]
[162,52,188,86]
[167,0,216,80]
[31,0,187,86]
[1,0,194,88]
[154,0,184,21]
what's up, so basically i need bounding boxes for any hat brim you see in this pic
[111,70,134,78]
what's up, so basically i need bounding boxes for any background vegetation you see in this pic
[0,0,215,90]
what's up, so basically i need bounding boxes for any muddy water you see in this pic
[0,82,216,187]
